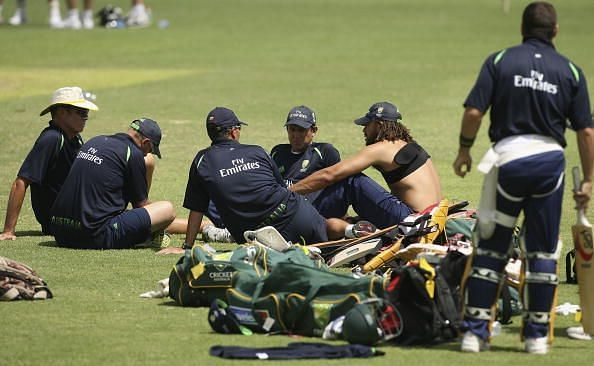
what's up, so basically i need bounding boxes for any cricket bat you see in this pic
[572,166,594,334]
[326,238,383,268]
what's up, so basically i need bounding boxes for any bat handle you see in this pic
[572,166,581,192]
[362,239,402,273]
[572,166,591,226]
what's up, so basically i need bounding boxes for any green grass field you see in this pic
[1,0,593,364]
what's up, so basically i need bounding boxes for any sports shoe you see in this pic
[82,10,94,29]
[460,331,489,352]
[126,4,151,27]
[49,16,64,28]
[8,10,26,26]
[62,12,82,29]
[349,220,377,238]
[202,225,234,243]
[136,230,172,249]
[524,337,548,354]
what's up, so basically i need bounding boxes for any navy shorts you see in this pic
[53,208,151,249]
[276,194,328,245]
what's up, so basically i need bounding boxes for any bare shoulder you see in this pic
[364,140,406,167]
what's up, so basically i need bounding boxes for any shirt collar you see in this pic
[522,36,555,49]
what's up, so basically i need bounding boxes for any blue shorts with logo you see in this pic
[52,208,151,249]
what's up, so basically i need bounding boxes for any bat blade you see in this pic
[572,222,594,334]
[571,166,594,334]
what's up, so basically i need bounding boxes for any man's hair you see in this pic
[375,119,414,143]
[207,124,233,141]
[522,1,557,41]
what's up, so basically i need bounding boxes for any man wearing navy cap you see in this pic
[49,118,176,249]
[0,86,98,240]
[182,107,335,248]
[271,105,414,235]
[289,101,442,234]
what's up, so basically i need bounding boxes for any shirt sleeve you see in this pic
[568,66,593,131]
[463,53,498,113]
[323,144,341,166]
[17,130,61,184]
[123,148,148,205]
[183,154,210,212]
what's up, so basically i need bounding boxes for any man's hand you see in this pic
[574,180,592,211]
[453,149,472,178]
[0,231,17,241]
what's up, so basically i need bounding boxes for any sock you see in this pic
[345,224,355,238]
[68,9,79,18]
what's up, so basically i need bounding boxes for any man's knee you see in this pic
[145,201,176,228]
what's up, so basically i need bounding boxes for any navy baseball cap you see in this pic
[354,102,402,126]
[130,118,162,158]
[285,105,316,129]
[208,299,253,335]
[206,107,248,130]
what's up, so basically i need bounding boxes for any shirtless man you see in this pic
[289,101,442,234]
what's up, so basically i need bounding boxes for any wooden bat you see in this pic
[326,238,383,268]
[572,166,594,334]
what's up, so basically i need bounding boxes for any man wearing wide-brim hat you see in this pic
[0,86,98,240]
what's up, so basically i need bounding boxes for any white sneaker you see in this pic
[524,337,548,354]
[202,225,234,243]
[82,10,94,29]
[461,331,488,353]
[8,10,26,26]
[126,4,151,27]
[62,10,81,29]
[49,16,64,28]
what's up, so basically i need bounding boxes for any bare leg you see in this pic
[144,154,155,193]
[326,218,349,240]
[143,201,175,232]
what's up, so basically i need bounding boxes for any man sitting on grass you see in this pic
[0,86,97,241]
[49,118,175,249]
[289,101,443,228]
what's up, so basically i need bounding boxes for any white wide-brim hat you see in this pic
[40,86,99,116]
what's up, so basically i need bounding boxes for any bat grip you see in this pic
[572,166,581,192]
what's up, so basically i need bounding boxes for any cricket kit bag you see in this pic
[169,244,325,307]
[385,254,464,345]
[0,256,53,301]
[212,262,388,338]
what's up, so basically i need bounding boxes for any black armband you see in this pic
[182,242,193,250]
[459,134,475,148]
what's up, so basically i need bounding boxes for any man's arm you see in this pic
[184,210,203,247]
[574,127,594,210]
[0,177,31,240]
[289,146,379,194]
[452,107,484,178]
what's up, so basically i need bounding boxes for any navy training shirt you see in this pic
[464,38,592,146]
[183,139,295,243]
[270,142,340,202]
[17,123,83,232]
[50,133,148,235]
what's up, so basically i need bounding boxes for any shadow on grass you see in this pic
[15,230,45,237]
[408,341,521,353]
[157,300,179,307]
[37,240,59,248]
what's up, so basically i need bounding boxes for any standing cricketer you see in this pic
[453,1,594,354]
